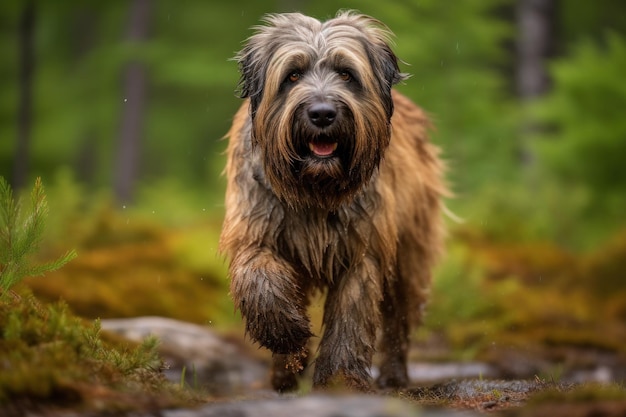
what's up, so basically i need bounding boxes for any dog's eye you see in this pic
[288,72,302,83]
[338,70,352,82]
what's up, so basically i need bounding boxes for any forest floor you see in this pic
[3,207,625,416]
[97,315,626,417]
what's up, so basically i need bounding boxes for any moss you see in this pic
[0,290,198,413]
[424,226,626,367]
[23,208,238,329]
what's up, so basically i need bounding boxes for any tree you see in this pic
[516,0,556,168]
[114,0,151,203]
[12,0,35,192]
[0,177,76,295]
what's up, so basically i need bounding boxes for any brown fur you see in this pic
[219,11,446,392]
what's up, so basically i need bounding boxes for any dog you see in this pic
[220,11,446,392]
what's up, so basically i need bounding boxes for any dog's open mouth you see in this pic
[308,135,338,158]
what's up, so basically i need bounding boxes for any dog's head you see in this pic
[236,11,407,210]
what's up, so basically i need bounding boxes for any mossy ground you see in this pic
[420,226,626,376]
[24,207,237,329]
[0,289,203,415]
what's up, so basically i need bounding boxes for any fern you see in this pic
[0,177,77,294]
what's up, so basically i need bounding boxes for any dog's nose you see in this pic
[308,103,336,128]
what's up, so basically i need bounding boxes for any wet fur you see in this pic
[220,11,446,391]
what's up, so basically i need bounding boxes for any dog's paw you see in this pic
[313,365,372,392]
[239,284,312,354]
[313,350,372,392]
[231,257,313,354]
[245,308,312,354]
[271,349,308,392]
[376,371,409,390]
[246,312,313,354]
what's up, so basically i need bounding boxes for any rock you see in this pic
[407,362,497,383]
[101,316,267,394]
[99,317,504,396]
[159,395,479,417]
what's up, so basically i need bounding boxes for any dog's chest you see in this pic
[280,208,370,285]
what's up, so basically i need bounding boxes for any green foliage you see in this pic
[21,174,235,328]
[0,177,76,294]
[0,290,191,410]
[424,224,626,364]
[534,32,626,193]
[533,32,626,243]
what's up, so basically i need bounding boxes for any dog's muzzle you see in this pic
[307,101,339,157]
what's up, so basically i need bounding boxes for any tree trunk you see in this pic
[73,9,98,185]
[516,0,556,166]
[114,0,151,203]
[13,0,35,191]
[517,0,555,99]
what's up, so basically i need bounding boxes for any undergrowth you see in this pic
[0,177,76,294]
[0,290,196,413]
[0,177,200,413]
[23,173,235,328]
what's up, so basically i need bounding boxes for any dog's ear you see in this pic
[352,13,408,118]
[236,39,266,118]
[379,44,407,88]
[368,41,408,119]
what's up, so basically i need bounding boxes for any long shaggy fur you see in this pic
[220,11,446,392]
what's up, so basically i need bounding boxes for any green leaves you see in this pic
[530,32,626,242]
[0,177,77,294]
[534,32,626,190]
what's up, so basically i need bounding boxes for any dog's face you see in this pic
[237,11,406,210]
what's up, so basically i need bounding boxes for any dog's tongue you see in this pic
[309,140,338,157]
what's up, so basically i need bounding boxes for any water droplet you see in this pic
[124,98,128,103]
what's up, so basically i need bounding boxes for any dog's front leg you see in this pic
[313,256,383,391]
[230,247,312,356]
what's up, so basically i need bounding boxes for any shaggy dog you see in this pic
[220,11,446,392]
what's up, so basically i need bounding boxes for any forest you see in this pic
[1,0,626,414]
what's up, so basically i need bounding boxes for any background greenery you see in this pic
[1,0,626,377]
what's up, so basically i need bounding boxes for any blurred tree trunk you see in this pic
[516,0,556,167]
[114,0,151,203]
[73,9,98,185]
[13,0,35,191]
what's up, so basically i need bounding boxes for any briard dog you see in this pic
[220,11,446,392]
